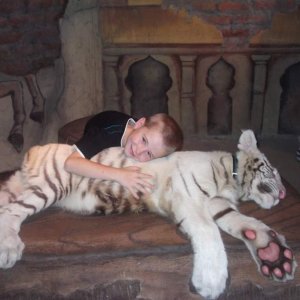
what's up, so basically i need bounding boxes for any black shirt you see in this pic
[75,111,135,159]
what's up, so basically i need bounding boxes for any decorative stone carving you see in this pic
[196,54,251,136]
[0,80,25,152]
[263,54,300,135]
[207,58,234,135]
[251,55,271,134]
[103,55,121,112]
[179,55,197,133]
[279,61,300,135]
[118,54,181,124]
[0,73,44,152]
[125,56,171,118]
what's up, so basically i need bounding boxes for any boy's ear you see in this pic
[134,117,146,129]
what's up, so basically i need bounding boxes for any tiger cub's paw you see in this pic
[243,229,297,281]
[190,264,228,299]
[0,228,24,269]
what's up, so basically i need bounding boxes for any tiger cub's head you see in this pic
[237,130,286,209]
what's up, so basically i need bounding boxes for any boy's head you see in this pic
[124,113,183,162]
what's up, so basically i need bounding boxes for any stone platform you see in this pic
[0,182,299,300]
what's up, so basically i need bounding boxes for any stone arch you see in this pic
[263,54,300,135]
[279,61,300,134]
[118,54,181,124]
[195,54,251,136]
[207,57,234,135]
[124,56,171,118]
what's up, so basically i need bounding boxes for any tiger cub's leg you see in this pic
[209,197,297,281]
[0,185,57,269]
[171,195,229,299]
[0,206,25,268]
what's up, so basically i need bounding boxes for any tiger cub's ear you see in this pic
[238,130,258,153]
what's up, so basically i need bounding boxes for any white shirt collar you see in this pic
[120,118,136,147]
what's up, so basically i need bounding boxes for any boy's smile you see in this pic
[123,118,169,162]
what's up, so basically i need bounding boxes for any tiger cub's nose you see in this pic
[279,188,286,200]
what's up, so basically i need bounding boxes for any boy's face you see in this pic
[124,120,170,162]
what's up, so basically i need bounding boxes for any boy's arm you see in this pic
[64,151,153,198]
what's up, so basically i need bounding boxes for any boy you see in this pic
[64,110,183,198]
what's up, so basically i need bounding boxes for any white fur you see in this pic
[0,131,297,299]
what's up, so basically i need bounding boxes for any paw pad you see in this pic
[258,231,294,279]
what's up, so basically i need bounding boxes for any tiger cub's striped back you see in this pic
[10,144,145,216]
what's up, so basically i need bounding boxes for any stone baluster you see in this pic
[251,55,271,134]
[103,55,121,111]
[179,55,197,133]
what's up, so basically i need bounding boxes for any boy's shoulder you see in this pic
[86,111,133,129]
[94,110,131,121]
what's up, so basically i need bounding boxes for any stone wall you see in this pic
[0,0,67,75]
[0,0,68,170]
[164,0,300,48]
[0,0,300,171]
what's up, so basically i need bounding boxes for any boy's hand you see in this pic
[117,166,153,199]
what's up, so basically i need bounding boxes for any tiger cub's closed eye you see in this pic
[257,183,273,193]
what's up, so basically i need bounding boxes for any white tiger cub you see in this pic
[0,130,297,299]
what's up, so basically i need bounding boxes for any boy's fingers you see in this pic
[130,188,138,199]
[126,166,152,177]
[132,167,141,172]
[138,180,153,189]
[139,173,153,179]
[130,184,153,199]
[126,166,141,172]
[138,183,154,194]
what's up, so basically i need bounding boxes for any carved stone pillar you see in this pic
[251,55,271,133]
[179,55,197,133]
[103,55,121,111]
[263,54,300,135]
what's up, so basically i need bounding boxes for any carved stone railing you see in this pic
[102,46,300,137]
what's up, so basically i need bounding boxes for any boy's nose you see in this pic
[136,144,147,154]
[135,145,148,160]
